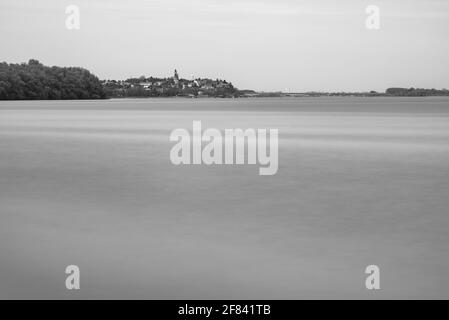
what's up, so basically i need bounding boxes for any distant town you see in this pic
[102,69,449,99]
[101,70,240,98]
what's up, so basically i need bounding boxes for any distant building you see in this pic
[173,69,179,85]
[139,82,153,89]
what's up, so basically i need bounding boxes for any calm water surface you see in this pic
[1,97,448,299]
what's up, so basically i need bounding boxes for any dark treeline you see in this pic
[0,60,106,100]
[386,87,449,97]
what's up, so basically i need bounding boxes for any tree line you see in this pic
[386,87,449,97]
[0,59,106,100]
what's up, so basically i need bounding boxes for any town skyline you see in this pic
[102,68,240,98]
[102,68,449,96]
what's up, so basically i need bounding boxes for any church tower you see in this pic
[174,69,179,85]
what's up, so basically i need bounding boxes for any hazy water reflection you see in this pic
[1,97,448,299]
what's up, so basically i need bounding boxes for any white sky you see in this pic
[1,0,449,92]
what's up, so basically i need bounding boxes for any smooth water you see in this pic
[1,97,449,299]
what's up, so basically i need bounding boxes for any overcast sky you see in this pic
[1,0,449,92]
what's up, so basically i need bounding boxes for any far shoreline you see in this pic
[2,95,449,104]
[3,94,449,102]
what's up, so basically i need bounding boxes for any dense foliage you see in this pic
[386,87,449,97]
[0,59,106,100]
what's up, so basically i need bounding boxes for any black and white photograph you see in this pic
[1,0,449,305]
